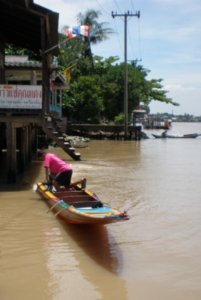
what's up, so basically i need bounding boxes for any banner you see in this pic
[0,85,42,109]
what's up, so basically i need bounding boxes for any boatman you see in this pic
[39,151,86,191]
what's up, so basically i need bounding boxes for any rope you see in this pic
[55,207,67,217]
[46,200,63,213]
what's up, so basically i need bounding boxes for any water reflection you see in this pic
[0,161,42,191]
[61,222,120,274]
[42,220,127,300]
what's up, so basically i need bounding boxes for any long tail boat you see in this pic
[36,182,129,225]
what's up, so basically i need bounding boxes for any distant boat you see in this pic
[131,108,147,130]
[131,108,171,130]
[144,119,171,130]
[152,131,199,139]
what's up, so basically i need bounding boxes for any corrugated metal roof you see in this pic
[5,56,58,69]
[5,56,42,68]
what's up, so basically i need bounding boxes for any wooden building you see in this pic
[0,0,59,183]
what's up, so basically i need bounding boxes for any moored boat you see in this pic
[36,182,129,225]
[152,131,199,139]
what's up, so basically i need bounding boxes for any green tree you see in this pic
[57,12,179,123]
[5,43,39,60]
[67,75,104,123]
[76,9,113,60]
[59,8,113,74]
[77,9,113,44]
[60,52,178,123]
[98,59,179,122]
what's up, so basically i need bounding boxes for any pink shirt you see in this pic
[43,153,72,174]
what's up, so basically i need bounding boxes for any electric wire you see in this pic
[95,0,111,16]
[95,0,124,59]
[113,0,123,13]
[112,18,123,57]
[127,16,142,63]
[129,0,136,12]
[94,0,142,62]
[137,18,142,61]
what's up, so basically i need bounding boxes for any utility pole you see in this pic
[112,10,140,139]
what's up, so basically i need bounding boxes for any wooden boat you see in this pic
[152,132,199,139]
[36,182,129,225]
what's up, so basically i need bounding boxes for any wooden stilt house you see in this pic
[0,0,80,184]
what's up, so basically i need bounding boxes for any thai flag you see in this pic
[80,25,89,37]
[64,25,89,38]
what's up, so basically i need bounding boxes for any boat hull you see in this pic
[36,182,129,225]
[152,133,199,139]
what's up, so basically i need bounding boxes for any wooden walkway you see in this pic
[67,123,143,140]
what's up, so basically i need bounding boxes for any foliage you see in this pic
[58,9,179,123]
[4,9,179,124]
[59,40,178,122]
[64,75,104,123]
[114,113,124,124]
[5,43,40,60]
[77,10,114,44]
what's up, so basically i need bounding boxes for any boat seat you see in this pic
[72,200,103,208]
[54,191,85,197]
[61,195,91,202]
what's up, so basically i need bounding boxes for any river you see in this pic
[0,122,201,300]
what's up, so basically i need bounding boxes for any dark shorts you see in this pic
[55,170,73,188]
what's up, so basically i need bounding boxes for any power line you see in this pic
[137,18,142,61]
[112,18,123,54]
[113,0,123,14]
[127,17,142,63]
[95,0,111,16]
[130,0,136,12]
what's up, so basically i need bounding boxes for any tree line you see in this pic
[59,10,178,124]
[5,9,179,124]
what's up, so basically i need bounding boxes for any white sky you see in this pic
[35,0,201,116]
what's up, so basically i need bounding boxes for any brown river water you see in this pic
[0,122,201,300]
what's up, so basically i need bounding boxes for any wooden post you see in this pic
[6,122,17,183]
[27,125,32,162]
[0,37,5,83]
[41,17,48,114]
[31,70,37,85]
[18,127,26,173]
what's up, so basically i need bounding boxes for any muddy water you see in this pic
[0,123,201,300]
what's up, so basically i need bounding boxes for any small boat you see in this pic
[36,182,129,225]
[152,131,199,139]
[172,133,199,139]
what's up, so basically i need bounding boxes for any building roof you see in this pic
[5,55,42,68]
[0,0,59,55]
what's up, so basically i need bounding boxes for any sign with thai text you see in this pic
[0,85,42,109]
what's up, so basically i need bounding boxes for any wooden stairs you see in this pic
[41,115,81,161]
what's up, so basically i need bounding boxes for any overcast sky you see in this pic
[35,0,201,116]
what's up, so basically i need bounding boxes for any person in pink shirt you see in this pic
[41,152,86,190]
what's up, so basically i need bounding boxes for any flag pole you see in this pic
[44,38,68,54]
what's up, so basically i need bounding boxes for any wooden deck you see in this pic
[67,123,143,140]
